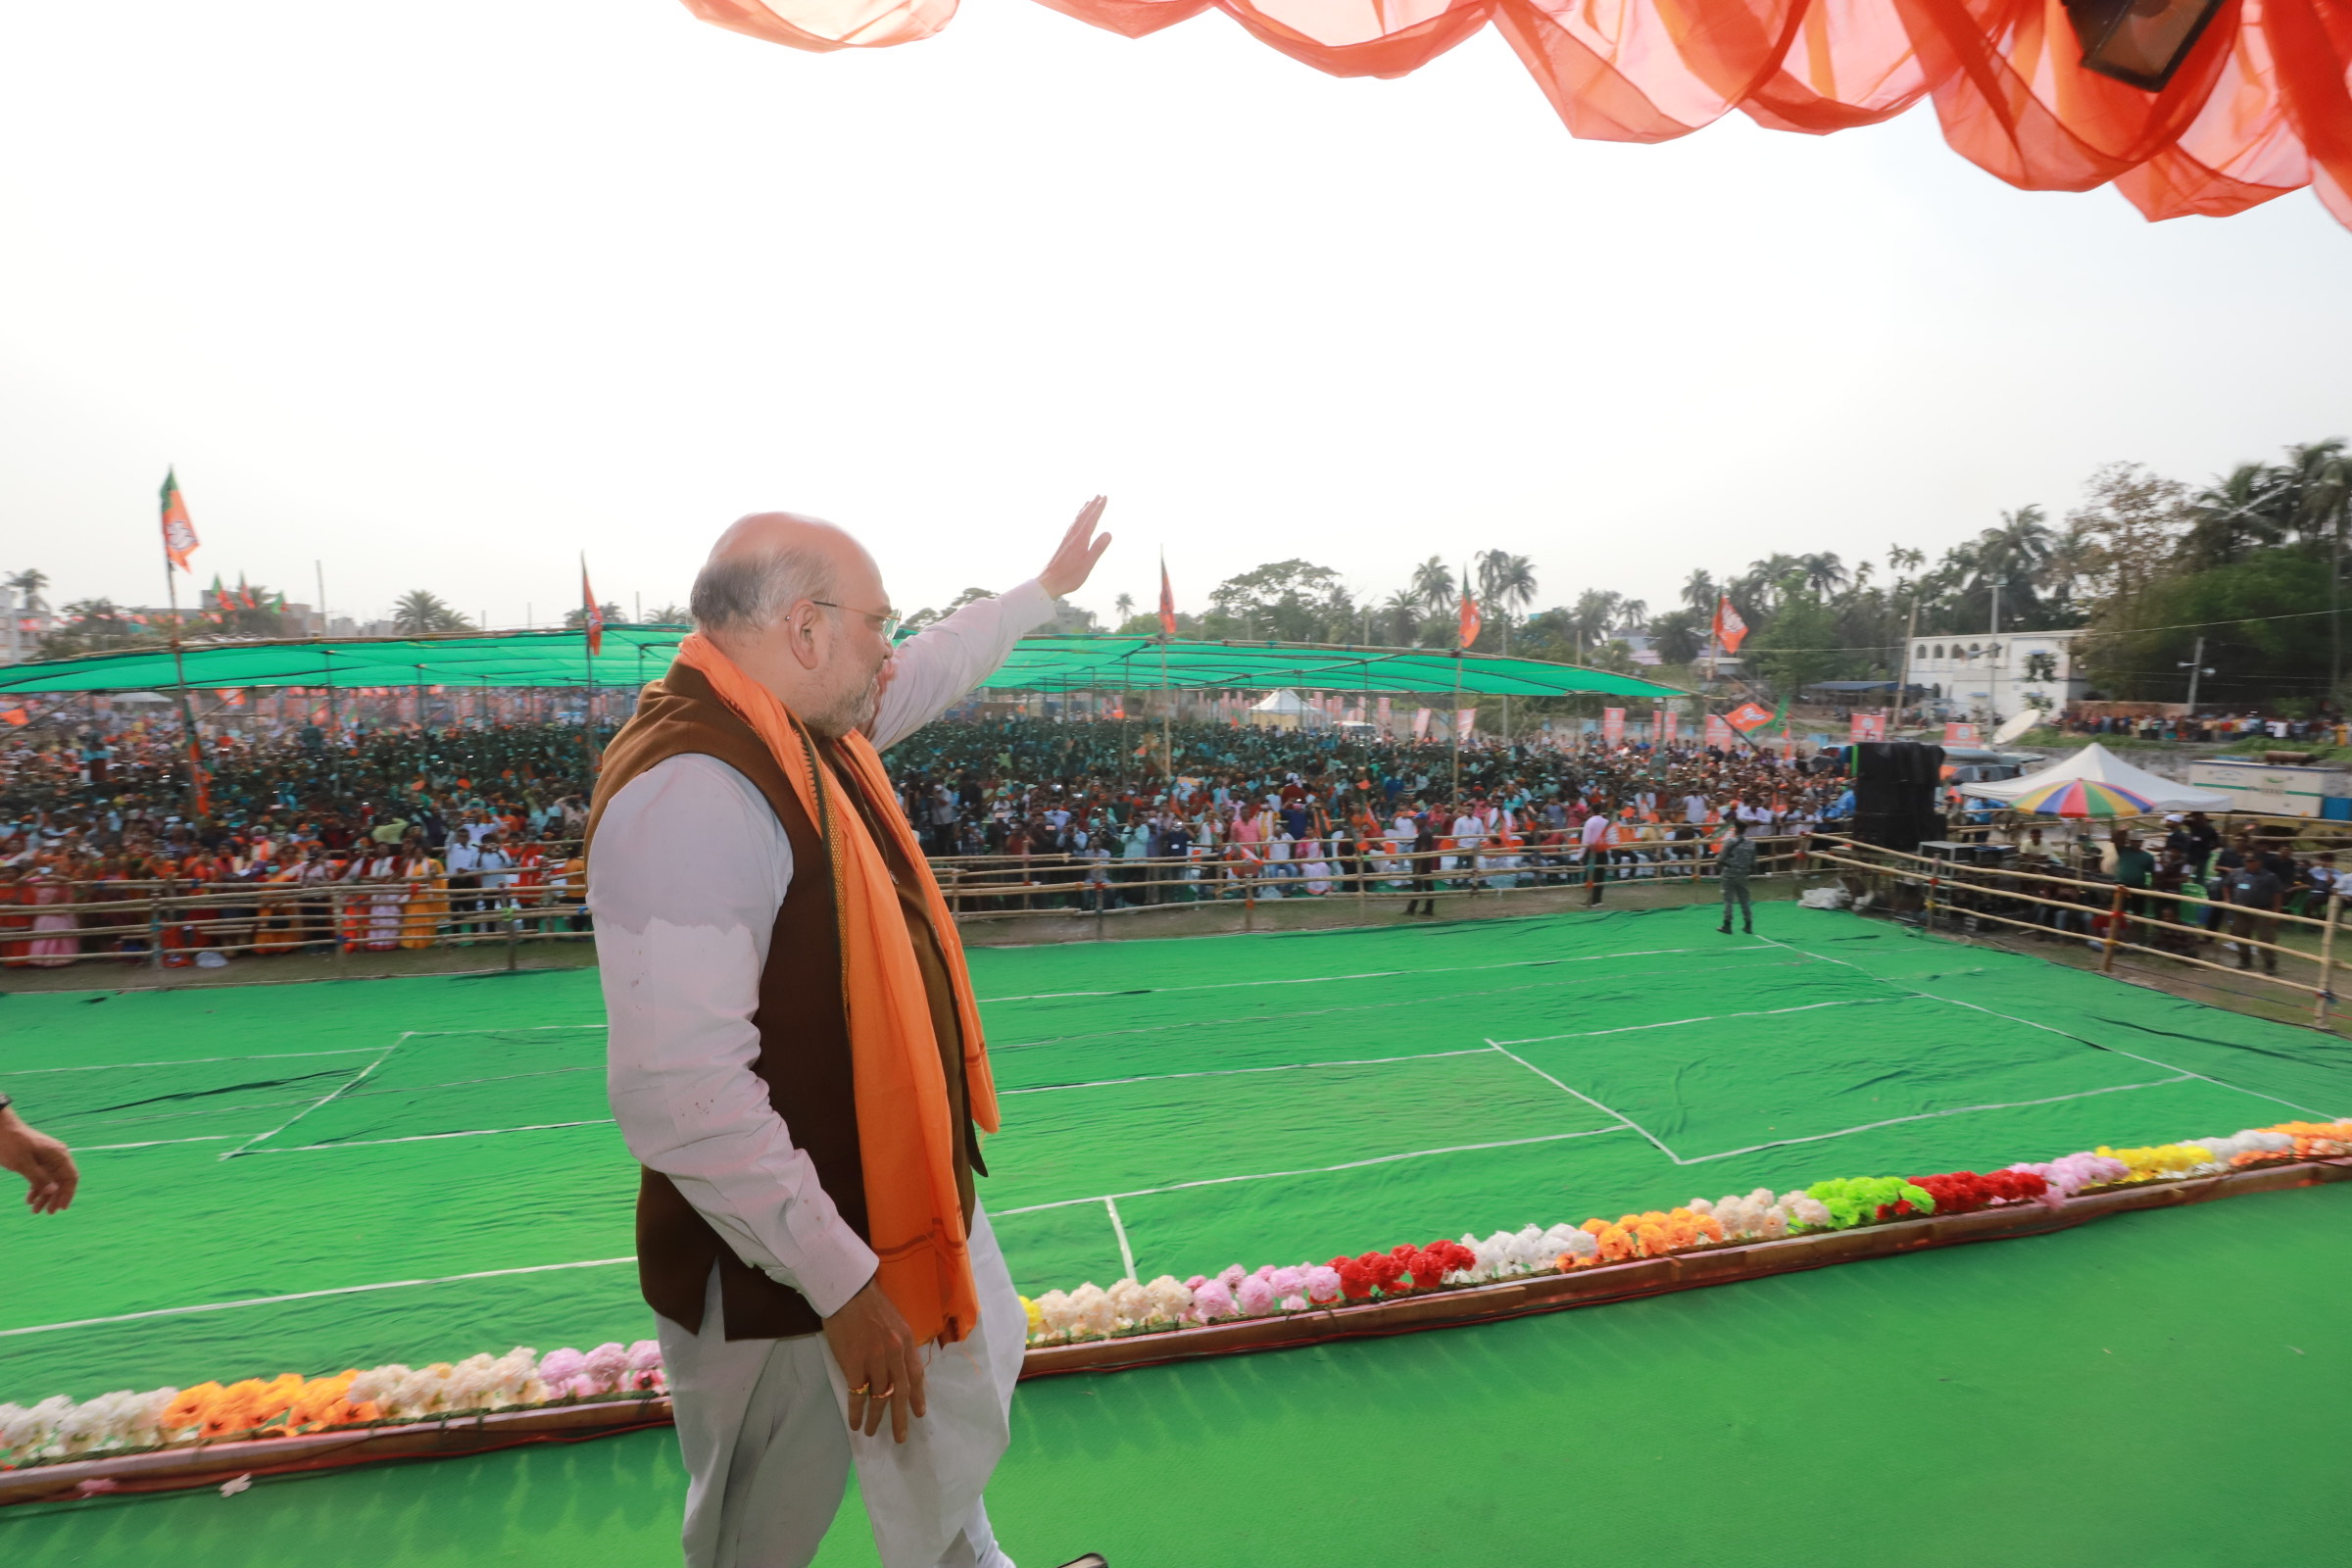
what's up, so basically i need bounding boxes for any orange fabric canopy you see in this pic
[682,0,2352,230]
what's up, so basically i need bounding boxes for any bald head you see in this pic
[689,511,897,736]
[691,512,873,636]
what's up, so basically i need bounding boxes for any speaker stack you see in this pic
[1846,741,1945,854]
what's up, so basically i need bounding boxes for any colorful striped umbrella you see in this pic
[2009,777,2156,818]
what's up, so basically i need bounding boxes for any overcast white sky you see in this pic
[3,1,2348,634]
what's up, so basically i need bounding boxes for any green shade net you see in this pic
[0,632,1690,700]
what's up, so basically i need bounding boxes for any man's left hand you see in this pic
[1039,497,1111,599]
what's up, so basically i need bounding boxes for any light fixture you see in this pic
[2064,0,2228,91]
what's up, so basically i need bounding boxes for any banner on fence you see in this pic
[1601,708,1625,747]
[1455,708,1476,741]
[1659,710,1678,744]
[1377,696,1392,730]
[1704,713,1734,749]
[1943,721,1981,745]
[1852,711,1887,742]
[1412,708,1431,739]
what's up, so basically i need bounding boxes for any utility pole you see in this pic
[1986,575,2005,724]
[314,561,328,637]
[1897,595,1920,733]
[2181,633,2208,710]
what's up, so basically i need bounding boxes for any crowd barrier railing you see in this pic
[0,832,1825,967]
[1806,831,2341,1029]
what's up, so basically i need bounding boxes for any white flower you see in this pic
[1143,1275,1194,1324]
[1686,1197,1715,1216]
[348,1364,409,1407]
[1558,1230,1598,1260]
[1034,1290,1076,1339]
[1068,1283,1117,1338]
[1105,1278,1152,1328]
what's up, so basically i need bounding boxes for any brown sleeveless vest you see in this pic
[588,662,981,1341]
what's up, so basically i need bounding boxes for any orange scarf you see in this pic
[675,633,1000,1347]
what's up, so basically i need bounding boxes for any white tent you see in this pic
[1958,742,2230,809]
[1246,688,1331,730]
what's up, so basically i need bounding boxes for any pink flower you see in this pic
[582,1343,630,1395]
[1184,1275,1207,1291]
[1216,1264,1247,1291]
[1303,1265,1343,1304]
[536,1348,586,1391]
[1193,1280,1238,1322]
[1280,1295,1308,1313]
[1237,1276,1277,1316]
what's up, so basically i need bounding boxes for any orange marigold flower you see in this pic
[1596,1224,1635,1262]
[162,1382,224,1432]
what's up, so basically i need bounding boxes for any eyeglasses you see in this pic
[810,600,902,642]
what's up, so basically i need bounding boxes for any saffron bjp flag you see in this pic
[1157,555,1177,638]
[1712,596,1748,655]
[1457,587,1481,650]
[580,557,604,656]
[0,708,28,727]
[1726,701,1775,733]
[1703,713,1734,749]
[1601,707,1625,747]
[160,469,200,572]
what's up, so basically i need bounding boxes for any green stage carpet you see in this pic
[8,1179,2345,1568]
[4,906,2347,1406]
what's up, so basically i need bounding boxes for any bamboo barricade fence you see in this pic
[0,834,1825,969]
[1806,832,2341,1028]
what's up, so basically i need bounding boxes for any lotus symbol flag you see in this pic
[1711,595,1747,655]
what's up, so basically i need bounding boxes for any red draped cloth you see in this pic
[682,0,2352,229]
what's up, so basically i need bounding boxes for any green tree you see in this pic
[1745,591,1848,695]
[392,589,474,634]
[1648,608,1704,666]
[564,601,627,630]
[39,599,167,658]
[1204,560,1353,642]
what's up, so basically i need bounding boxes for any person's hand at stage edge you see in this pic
[1038,496,1111,599]
[824,1276,929,1443]
[0,1101,78,1215]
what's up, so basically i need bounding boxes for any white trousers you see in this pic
[657,1204,1028,1568]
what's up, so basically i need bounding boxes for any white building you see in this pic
[1907,627,2090,721]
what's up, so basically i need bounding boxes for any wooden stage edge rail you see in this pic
[6,1156,2345,1507]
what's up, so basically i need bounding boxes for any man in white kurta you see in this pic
[592,506,1110,1568]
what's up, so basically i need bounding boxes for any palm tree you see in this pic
[5,567,48,612]
[2288,438,2351,693]
[1613,598,1648,632]
[1409,557,1455,615]
[1680,568,1716,614]
[1568,589,1620,659]
[1378,589,1421,646]
[642,603,691,624]
[1649,608,1704,665]
[1796,553,1848,596]
[393,589,472,634]
[1886,544,1925,576]
[1113,592,1135,622]
[1475,551,1538,612]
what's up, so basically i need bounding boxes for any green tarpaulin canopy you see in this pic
[0,629,1690,701]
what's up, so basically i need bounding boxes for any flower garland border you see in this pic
[5,1144,2346,1507]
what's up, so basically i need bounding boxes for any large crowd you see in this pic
[0,716,603,967]
[4,711,2340,969]
[0,712,1846,961]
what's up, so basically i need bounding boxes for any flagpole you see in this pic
[1157,550,1174,797]
[158,476,210,818]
